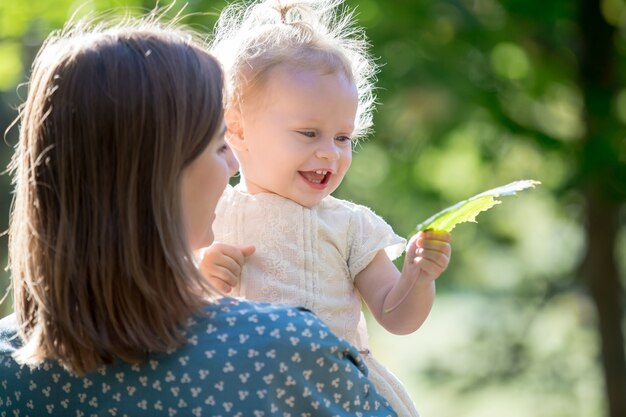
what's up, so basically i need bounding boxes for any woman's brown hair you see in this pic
[8,15,224,375]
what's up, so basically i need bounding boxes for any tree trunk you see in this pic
[582,194,626,417]
[578,1,626,416]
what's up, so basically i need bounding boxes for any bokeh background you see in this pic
[1,1,625,416]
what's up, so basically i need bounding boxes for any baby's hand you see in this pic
[403,231,452,284]
[198,242,255,293]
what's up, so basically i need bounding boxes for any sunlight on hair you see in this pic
[210,0,377,140]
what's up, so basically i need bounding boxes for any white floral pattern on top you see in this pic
[213,186,420,417]
[0,298,397,417]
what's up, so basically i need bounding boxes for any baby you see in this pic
[201,1,452,415]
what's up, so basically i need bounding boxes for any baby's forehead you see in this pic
[242,64,358,123]
[241,63,355,105]
[273,60,353,80]
[254,59,355,91]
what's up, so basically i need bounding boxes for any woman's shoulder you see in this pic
[0,313,20,355]
[0,302,397,416]
[0,314,25,391]
[196,298,323,333]
[190,298,341,357]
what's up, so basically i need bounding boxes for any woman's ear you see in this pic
[224,107,247,152]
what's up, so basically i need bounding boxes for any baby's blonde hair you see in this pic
[210,0,377,139]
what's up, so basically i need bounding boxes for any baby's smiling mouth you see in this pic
[300,170,331,185]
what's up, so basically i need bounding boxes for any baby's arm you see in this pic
[198,242,255,293]
[354,230,451,335]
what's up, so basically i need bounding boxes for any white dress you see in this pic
[213,185,420,417]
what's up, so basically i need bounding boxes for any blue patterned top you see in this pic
[0,298,396,417]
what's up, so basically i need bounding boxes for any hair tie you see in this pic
[272,1,290,24]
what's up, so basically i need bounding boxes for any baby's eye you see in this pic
[335,135,352,143]
[298,131,316,138]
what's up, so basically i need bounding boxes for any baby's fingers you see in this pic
[414,255,447,279]
[206,267,239,293]
[416,232,452,257]
[416,247,450,270]
[213,242,253,266]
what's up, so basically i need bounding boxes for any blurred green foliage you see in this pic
[1,1,625,416]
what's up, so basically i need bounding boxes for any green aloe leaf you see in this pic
[414,180,541,233]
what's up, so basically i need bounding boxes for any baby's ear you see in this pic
[224,107,247,151]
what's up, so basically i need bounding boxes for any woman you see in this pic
[0,14,397,416]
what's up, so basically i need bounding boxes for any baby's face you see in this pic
[233,64,358,208]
